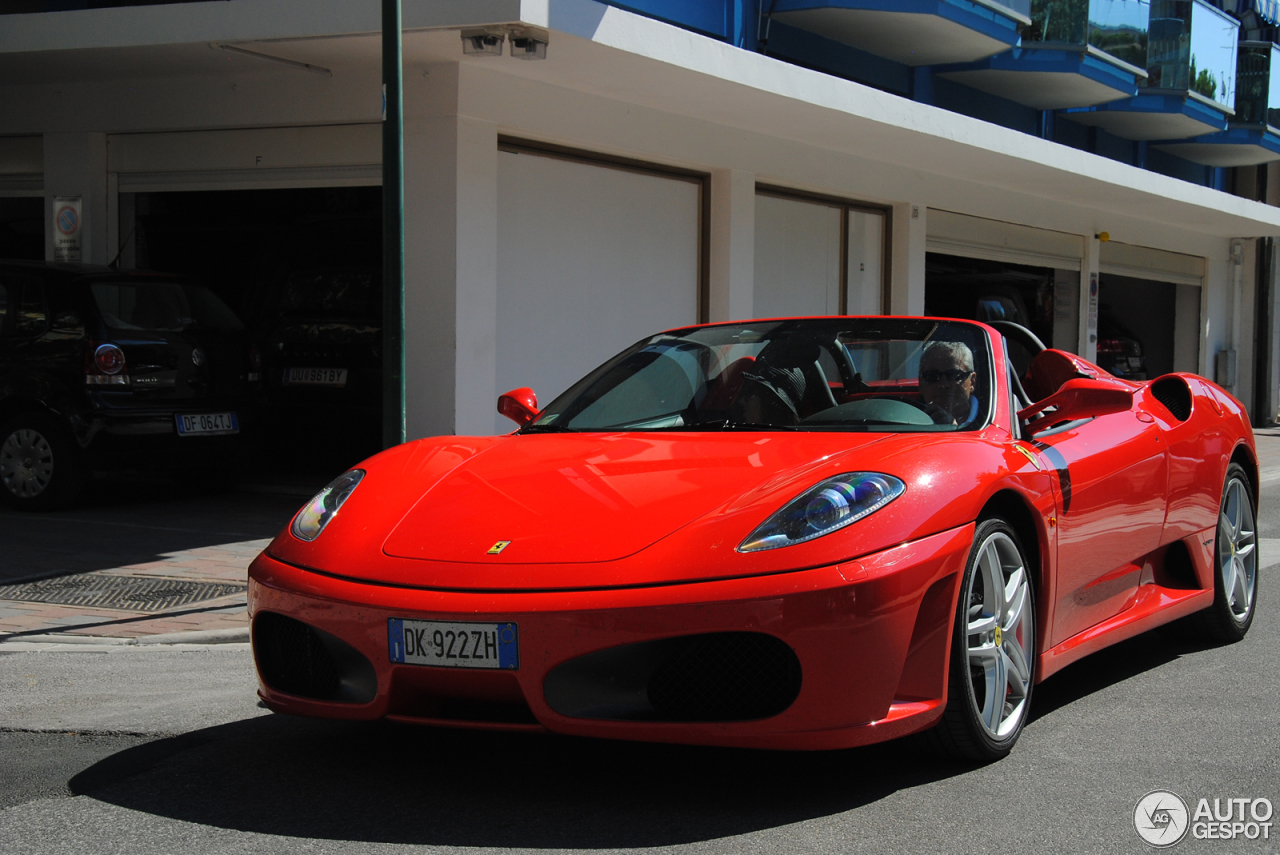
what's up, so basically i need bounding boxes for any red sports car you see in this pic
[248,317,1258,760]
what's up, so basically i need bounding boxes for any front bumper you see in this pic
[248,523,973,750]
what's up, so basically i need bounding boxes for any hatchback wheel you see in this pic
[930,518,1036,761]
[0,413,85,511]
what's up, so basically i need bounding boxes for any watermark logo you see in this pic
[1134,791,1274,846]
[1135,790,1190,848]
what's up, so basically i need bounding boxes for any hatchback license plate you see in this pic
[388,619,518,670]
[175,412,238,436]
[283,367,348,387]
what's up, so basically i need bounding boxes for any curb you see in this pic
[0,627,249,647]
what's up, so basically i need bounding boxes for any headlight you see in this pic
[737,472,905,553]
[290,469,365,542]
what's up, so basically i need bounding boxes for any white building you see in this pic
[3,0,1280,440]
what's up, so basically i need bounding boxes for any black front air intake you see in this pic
[544,632,802,723]
[253,612,377,704]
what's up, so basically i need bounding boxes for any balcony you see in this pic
[1155,42,1280,166]
[1061,0,1238,140]
[768,0,1029,67]
[938,0,1147,110]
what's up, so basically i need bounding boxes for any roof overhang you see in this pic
[1,0,1278,239]
[937,46,1140,111]
[1154,126,1280,167]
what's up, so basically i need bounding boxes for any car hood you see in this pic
[380,432,893,564]
[266,429,1012,591]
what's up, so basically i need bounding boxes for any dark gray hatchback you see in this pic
[0,261,259,509]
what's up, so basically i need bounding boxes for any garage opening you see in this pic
[1096,273,1200,379]
[120,186,383,474]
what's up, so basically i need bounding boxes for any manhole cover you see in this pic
[0,575,247,613]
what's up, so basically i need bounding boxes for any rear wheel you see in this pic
[930,518,1036,761]
[0,412,85,511]
[1192,463,1257,643]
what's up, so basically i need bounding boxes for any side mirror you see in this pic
[497,387,539,427]
[1018,378,1133,432]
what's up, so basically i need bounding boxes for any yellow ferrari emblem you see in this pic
[1013,445,1043,470]
[487,541,511,555]
[994,626,1003,647]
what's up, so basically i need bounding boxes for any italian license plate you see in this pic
[175,412,238,436]
[388,619,518,670]
[283,367,348,387]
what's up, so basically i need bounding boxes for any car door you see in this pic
[0,269,51,393]
[1030,409,1169,646]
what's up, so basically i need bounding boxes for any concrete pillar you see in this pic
[42,132,107,264]
[1079,236,1100,363]
[402,65,499,440]
[708,168,754,322]
[890,202,925,315]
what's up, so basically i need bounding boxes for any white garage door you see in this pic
[754,190,886,318]
[496,147,702,431]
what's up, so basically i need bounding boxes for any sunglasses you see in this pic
[920,369,972,383]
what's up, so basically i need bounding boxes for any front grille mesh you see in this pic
[254,612,341,701]
[647,633,802,722]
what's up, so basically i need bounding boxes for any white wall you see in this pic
[753,194,841,318]
[494,148,700,432]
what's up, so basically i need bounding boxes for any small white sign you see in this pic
[53,196,82,262]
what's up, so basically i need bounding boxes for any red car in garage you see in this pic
[248,316,1257,760]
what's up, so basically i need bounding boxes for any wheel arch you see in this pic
[0,394,55,425]
[1230,442,1259,509]
[977,489,1047,618]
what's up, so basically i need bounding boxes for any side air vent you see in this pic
[253,612,377,704]
[1150,376,1192,422]
[544,632,802,723]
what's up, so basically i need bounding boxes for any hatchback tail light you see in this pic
[1096,339,1124,354]
[85,341,130,386]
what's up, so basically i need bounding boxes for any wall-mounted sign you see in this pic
[53,196,82,262]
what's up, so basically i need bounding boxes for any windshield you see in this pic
[530,318,993,433]
[91,280,244,335]
[275,269,380,322]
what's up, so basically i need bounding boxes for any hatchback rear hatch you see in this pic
[87,277,249,404]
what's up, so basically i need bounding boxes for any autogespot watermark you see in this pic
[1134,790,1274,847]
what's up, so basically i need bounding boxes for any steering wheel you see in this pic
[903,397,959,425]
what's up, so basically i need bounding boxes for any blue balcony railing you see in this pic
[1234,41,1280,128]
[1144,0,1238,112]
[1025,0,1150,71]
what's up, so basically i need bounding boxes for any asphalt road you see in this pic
[2,494,1278,853]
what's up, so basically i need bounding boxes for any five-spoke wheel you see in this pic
[932,518,1035,760]
[1195,463,1258,643]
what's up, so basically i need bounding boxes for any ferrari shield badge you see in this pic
[487,541,511,555]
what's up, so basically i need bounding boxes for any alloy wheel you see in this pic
[1219,476,1257,624]
[965,530,1034,739]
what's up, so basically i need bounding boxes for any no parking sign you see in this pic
[53,195,81,262]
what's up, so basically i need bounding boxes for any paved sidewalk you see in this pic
[0,474,321,641]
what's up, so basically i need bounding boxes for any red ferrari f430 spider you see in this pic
[249,317,1258,760]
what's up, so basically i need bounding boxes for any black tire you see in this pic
[929,518,1036,761]
[0,411,86,511]
[1192,463,1258,644]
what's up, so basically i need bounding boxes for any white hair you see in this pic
[921,340,974,373]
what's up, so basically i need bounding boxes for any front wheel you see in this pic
[0,412,86,511]
[930,518,1036,761]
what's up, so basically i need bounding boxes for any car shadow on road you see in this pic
[1028,617,1220,723]
[68,715,976,848]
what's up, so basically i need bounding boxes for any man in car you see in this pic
[919,340,978,426]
